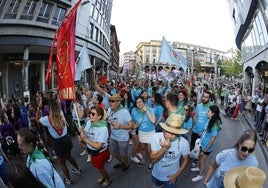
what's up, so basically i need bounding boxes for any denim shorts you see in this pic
[151,175,177,188]
[110,138,128,156]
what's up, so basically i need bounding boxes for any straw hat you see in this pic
[224,166,266,188]
[109,94,123,101]
[159,113,188,135]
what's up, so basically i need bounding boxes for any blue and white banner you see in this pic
[159,36,188,72]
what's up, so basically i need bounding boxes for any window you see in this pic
[93,8,99,21]
[95,27,99,42]
[52,6,66,26]
[20,0,37,20]
[89,23,94,39]
[37,2,52,23]
[89,4,94,17]
[4,0,22,19]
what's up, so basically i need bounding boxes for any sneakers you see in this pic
[147,163,153,172]
[192,175,203,182]
[102,179,112,187]
[80,150,87,156]
[64,178,73,185]
[87,155,91,162]
[191,161,198,168]
[136,153,143,160]
[131,156,141,163]
[71,168,82,175]
[191,167,200,172]
[137,161,145,168]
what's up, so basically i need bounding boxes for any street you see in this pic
[53,106,268,188]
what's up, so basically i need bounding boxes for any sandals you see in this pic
[113,163,124,169]
[97,177,105,184]
[122,164,129,171]
[102,179,112,187]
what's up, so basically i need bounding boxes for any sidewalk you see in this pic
[242,113,268,163]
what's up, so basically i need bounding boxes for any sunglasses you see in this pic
[90,112,98,116]
[240,146,255,153]
[184,108,189,111]
[109,100,117,103]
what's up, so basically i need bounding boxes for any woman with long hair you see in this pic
[131,96,156,171]
[123,91,142,164]
[122,91,134,111]
[203,129,258,188]
[80,106,112,187]
[17,128,64,187]
[37,100,82,185]
[182,104,193,142]
[153,93,165,132]
[191,105,222,182]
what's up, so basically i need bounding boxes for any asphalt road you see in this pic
[53,106,268,188]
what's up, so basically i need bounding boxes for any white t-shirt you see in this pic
[206,148,258,188]
[151,133,190,181]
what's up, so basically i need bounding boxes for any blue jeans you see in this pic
[152,175,177,188]
[0,161,8,185]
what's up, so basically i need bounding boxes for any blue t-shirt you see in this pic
[200,124,219,152]
[131,107,155,132]
[131,87,140,102]
[183,118,193,130]
[193,102,212,133]
[206,148,258,188]
[151,133,190,181]
[107,107,132,141]
[153,104,165,124]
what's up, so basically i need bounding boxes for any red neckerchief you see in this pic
[48,116,63,136]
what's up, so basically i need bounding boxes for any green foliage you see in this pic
[220,49,242,77]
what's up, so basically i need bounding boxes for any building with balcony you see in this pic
[133,39,227,79]
[0,0,115,98]
[227,0,268,94]
[120,51,136,78]
[110,24,120,80]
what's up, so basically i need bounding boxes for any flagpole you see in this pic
[73,103,82,129]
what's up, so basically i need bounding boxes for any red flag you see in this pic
[46,0,82,100]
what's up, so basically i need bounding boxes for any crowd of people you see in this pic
[0,73,266,187]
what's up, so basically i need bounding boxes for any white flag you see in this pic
[159,36,188,72]
[75,44,92,81]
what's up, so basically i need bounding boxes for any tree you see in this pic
[220,49,242,77]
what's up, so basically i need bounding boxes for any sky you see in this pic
[110,0,237,55]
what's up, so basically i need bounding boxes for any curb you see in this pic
[242,114,268,165]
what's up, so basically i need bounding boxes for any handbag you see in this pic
[190,138,201,159]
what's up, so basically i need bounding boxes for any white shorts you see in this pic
[138,130,155,144]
